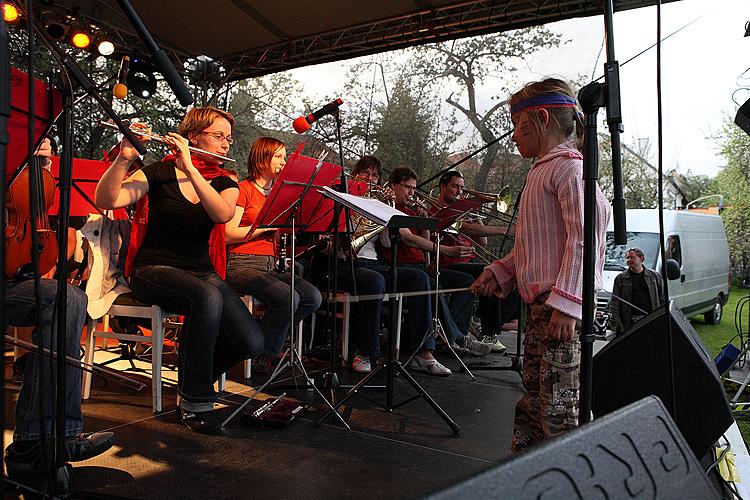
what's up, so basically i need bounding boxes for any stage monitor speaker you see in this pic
[428,396,718,499]
[592,302,733,458]
[735,97,750,136]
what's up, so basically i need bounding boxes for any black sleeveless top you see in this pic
[133,161,238,272]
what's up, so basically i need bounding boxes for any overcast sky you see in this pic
[291,0,748,178]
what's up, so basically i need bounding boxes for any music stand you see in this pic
[222,152,349,429]
[314,189,460,433]
[401,196,485,379]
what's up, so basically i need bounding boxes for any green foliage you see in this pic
[713,117,750,278]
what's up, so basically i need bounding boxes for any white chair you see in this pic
[82,294,173,413]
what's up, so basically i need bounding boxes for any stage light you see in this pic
[126,58,158,99]
[70,29,91,49]
[3,3,20,23]
[96,39,115,56]
[41,11,67,40]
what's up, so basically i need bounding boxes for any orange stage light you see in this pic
[3,3,20,23]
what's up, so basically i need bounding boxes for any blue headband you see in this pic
[510,94,578,115]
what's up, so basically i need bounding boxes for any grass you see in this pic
[691,285,750,446]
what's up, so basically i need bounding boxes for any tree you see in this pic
[408,28,561,192]
[712,117,750,277]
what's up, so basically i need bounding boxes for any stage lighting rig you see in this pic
[41,10,67,40]
[126,57,157,98]
[3,2,20,23]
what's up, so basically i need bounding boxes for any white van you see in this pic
[598,209,730,324]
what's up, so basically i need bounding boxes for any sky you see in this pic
[290,0,748,179]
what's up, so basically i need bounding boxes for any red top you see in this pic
[228,179,275,256]
[376,203,425,265]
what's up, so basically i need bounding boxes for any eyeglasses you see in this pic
[358,171,380,180]
[398,183,416,192]
[201,131,233,145]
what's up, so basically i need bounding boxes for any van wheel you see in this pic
[704,297,723,325]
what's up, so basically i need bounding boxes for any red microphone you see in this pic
[292,98,343,133]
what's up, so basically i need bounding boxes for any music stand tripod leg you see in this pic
[401,233,475,380]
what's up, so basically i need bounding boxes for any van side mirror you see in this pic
[663,259,681,280]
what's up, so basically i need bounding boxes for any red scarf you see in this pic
[125,154,231,279]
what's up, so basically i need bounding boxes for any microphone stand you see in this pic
[577,0,629,425]
[321,110,357,397]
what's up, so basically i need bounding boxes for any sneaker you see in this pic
[351,355,372,373]
[481,335,507,353]
[462,336,492,356]
[437,341,470,358]
[5,432,116,478]
[64,432,117,461]
[407,355,452,376]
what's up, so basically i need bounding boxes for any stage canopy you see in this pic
[49,0,676,82]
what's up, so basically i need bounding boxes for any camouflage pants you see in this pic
[511,293,581,453]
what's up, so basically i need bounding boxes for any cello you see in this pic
[5,154,59,279]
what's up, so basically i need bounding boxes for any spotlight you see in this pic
[41,11,67,40]
[70,28,91,49]
[96,39,115,56]
[126,58,157,99]
[3,3,20,23]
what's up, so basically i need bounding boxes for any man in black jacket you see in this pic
[609,247,665,335]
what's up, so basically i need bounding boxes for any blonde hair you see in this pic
[177,106,235,143]
[247,137,285,181]
[508,78,584,151]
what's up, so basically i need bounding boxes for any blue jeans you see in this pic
[358,259,436,352]
[131,266,263,405]
[226,253,322,355]
[7,279,85,442]
[400,263,474,347]
[335,262,386,358]
[451,262,501,336]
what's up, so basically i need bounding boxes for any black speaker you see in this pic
[592,302,733,458]
[735,97,750,136]
[428,397,717,499]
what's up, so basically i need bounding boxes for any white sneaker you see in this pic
[351,355,371,373]
[481,335,507,353]
[407,355,452,376]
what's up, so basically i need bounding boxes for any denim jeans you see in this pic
[7,279,85,442]
[358,259,436,352]
[226,253,322,355]
[400,263,474,347]
[334,262,385,358]
[131,266,263,405]
[451,262,502,337]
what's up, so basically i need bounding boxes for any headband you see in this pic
[510,93,578,115]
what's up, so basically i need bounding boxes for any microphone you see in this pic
[292,98,343,133]
[113,55,131,100]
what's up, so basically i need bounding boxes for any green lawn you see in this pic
[691,285,750,445]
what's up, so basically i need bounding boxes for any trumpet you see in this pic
[99,121,237,164]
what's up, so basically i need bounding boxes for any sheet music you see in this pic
[318,186,407,226]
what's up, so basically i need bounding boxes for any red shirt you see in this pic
[228,179,275,256]
[376,203,426,265]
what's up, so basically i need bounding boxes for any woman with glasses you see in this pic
[224,137,322,372]
[95,106,264,434]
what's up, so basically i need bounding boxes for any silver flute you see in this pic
[99,120,236,164]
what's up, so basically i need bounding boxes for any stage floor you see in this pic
[3,331,524,499]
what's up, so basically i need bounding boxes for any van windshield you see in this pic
[604,232,660,271]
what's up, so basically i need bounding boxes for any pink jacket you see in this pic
[487,142,610,320]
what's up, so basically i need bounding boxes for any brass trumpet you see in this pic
[99,120,237,164]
